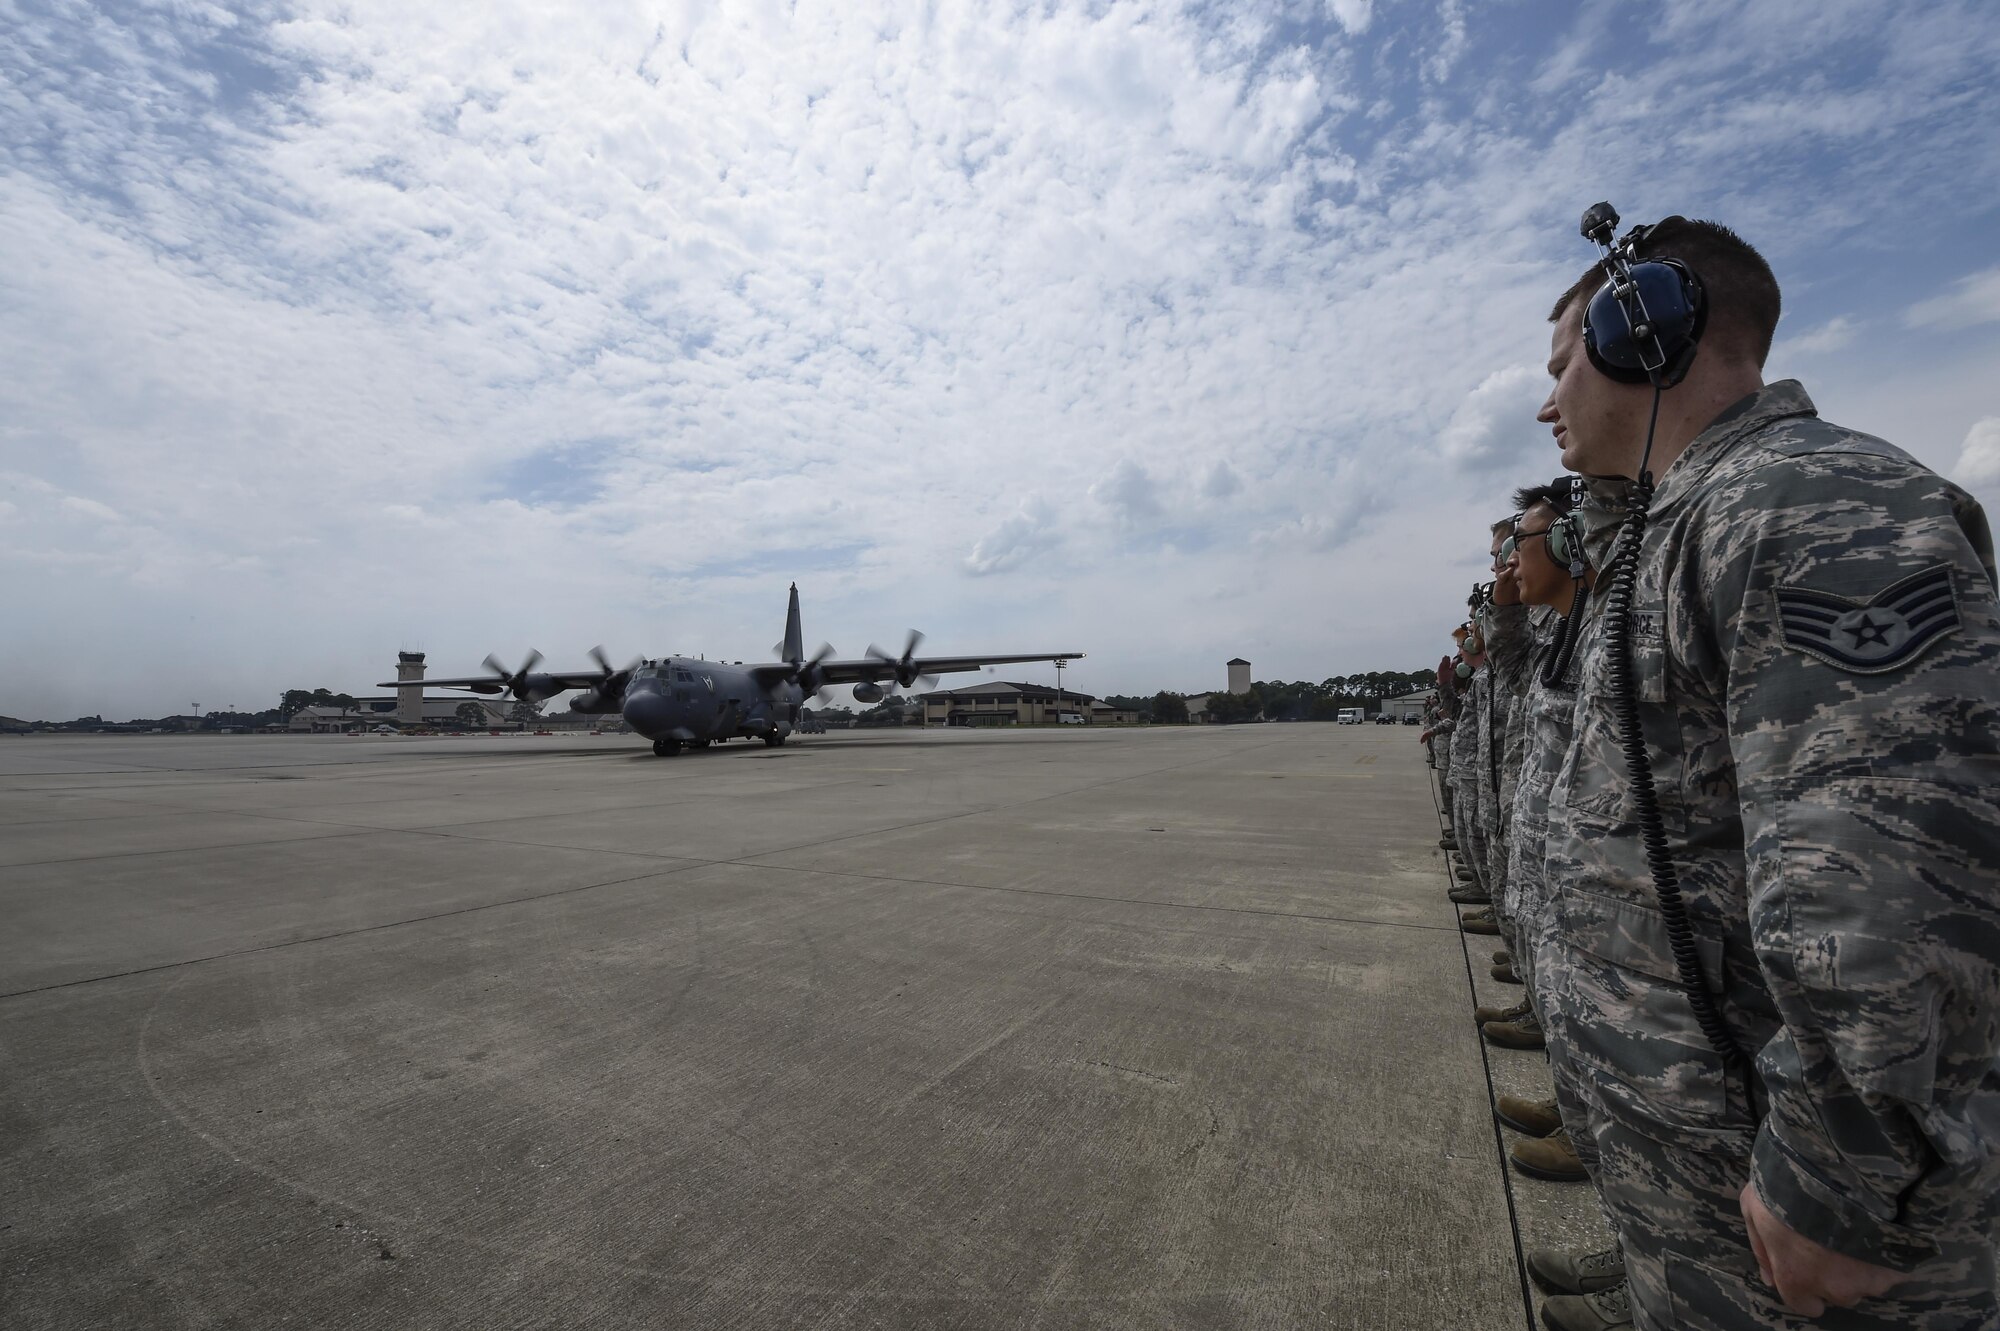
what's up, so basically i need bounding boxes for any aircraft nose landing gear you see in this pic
[652,738,682,757]
[762,731,787,748]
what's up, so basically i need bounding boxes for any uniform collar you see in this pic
[1651,379,1818,512]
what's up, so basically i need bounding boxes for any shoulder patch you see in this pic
[1775,565,1961,674]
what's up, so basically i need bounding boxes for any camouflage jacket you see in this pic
[1448,665,1483,796]
[1481,603,1532,886]
[1505,478,1631,926]
[1544,380,2000,1268]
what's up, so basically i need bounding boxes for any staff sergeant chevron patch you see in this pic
[1775,564,1962,673]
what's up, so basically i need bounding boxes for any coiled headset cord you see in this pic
[1540,582,1587,689]
[1604,388,1746,1068]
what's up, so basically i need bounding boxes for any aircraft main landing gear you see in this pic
[762,731,787,748]
[652,739,681,757]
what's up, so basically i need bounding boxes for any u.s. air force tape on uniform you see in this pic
[1776,564,1960,674]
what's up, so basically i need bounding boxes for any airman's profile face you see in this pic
[1539,299,1648,478]
[1508,501,1571,609]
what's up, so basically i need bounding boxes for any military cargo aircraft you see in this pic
[381,585,1083,757]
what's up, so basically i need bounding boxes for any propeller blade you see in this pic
[589,645,613,676]
[482,653,509,679]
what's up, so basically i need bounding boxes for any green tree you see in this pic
[1206,691,1260,724]
[1150,691,1189,724]
[455,702,487,730]
[279,689,316,719]
[508,701,543,725]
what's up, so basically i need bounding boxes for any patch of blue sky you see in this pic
[488,440,620,507]
[678,543,874,582]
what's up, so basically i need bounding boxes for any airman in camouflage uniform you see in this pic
[1540,218,2000,1330]
[1479,526,1536,942]
[1448,631,1490,907]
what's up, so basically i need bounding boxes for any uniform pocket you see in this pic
[1665,1252,1818,1330]
[1552,886,1743,1143]
[1559,610,1690,837]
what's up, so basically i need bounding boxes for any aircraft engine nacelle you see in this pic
[851,681,887,704]
[568,690,620,715]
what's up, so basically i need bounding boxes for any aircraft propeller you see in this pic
[866,630,940,695]
[589,645,640,683]
[481,650,561,703]
[772,642,837,700]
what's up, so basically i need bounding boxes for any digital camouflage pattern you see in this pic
[1480,600,1533,926]
[1543,381,2000,1329]
[1512,477,1632,1184]
[1449,663,1488,897]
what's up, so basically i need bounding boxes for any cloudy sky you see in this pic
[3,0,1998,720]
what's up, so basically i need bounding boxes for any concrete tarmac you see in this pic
[2,726,1535,1329]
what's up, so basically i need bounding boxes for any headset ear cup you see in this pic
[1583,283,1656,385]
[1551,514,1586,577]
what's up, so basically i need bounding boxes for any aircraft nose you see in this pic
[622,688,672,737]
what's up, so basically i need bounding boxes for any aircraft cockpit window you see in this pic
[674,670,694,682]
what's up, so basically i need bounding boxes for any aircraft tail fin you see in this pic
[782,583,804,664]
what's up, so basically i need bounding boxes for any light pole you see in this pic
[1054,658,1064,724]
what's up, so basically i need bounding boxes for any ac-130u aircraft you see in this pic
[382,584,1084,756]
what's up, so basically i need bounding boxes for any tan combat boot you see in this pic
[1510,1127,1587,1182]
[1490,959,1523,984]
[1493,1094,1562,1136]
[1484,1011,1545,1049]
[1474,996,1531,1026]
[1459,907,1501,936]
[1540,1281,1632,1330]
[1527,1245,1626,1296]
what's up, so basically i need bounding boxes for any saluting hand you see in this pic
[1740,1180,1908,1316]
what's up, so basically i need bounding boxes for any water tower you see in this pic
[1227,658,1251,694]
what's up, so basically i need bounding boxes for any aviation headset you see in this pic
[1547,475,1587,579]
[1579,202,1707,394]
[1574,202,1743,1068]
[1500,477,1587,578]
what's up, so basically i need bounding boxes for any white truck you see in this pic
[1336,707,1366,725]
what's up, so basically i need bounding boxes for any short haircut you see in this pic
[1549,217,1781,367]
[1490,517,1515,538]
[1511,479,1574,514]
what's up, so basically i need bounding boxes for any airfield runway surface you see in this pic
[1,726,1529,1329]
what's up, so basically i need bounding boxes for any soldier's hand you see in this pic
[1740,1180,1907,1315]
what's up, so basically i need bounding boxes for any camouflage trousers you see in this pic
[1519,894,1604,1180]
[1451,778,1486,896]
[1582,1115,1995,1329]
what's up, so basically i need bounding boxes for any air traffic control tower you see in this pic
[395,652,426,726]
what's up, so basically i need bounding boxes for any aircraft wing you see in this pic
[370,671,609,695]
[805,652,1085,686]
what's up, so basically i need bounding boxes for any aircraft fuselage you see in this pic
[591,657,801,752]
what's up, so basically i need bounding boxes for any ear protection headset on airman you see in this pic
[1547,475,1587,578]
[1580,202,1707,391]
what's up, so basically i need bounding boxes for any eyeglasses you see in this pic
[1499,529,1552,562]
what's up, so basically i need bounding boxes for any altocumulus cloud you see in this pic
[1,0,1999,717]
